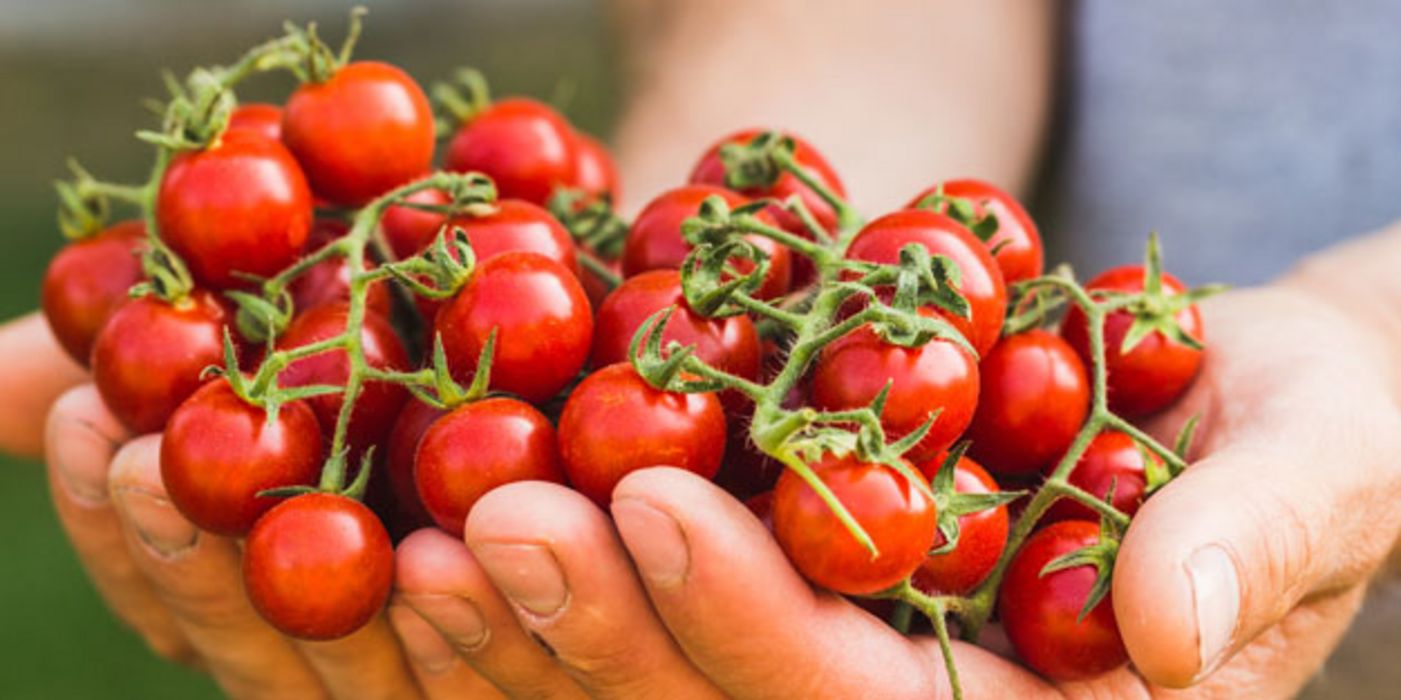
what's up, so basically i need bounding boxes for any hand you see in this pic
[0,313,87,459]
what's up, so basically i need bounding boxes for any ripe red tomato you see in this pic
[1061,265,1204,417]
[41,220,147,365]
[383,398,445,532]
[226,103,284,141]
[381,188,449,260]
[966,330,1089,476]
[571,133,619,204]
[92,290,229,433]
[289,220,391,317]
[557,363,726,505]
[444,97,577,205]
[771,452,937,595]
[243,492,393,640]
[912,455,1008,595]
[436,252,593,405]
[845,209,1008,356]
[157,131,313,289]
[282,61,435,207]
[1043,430,1155,523]
[999,520,1128,681]
[414,397,565,536]
[443,199,580,274]
[906,179,1044,284]
[160,379,324,536]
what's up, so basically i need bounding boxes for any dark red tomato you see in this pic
[999,520,1128,681]
[157,131,313,289]
[771,452,937,595]
[444,97,577,206]
[41,220,147,365]
[572,133,619,204]
[226,103,284,141]
[557,363,726,505]
[621,185,792,300]
[276,302,409,454]
[715,428,785,499]
[907,179,1043,284]
[289,220,391,317]
[436,252,592,405]
[745,490,775,531]
[1043,431,1156,524]
[1061,265,1204,416]
[381,188,449,260]
[966,330,1089,476]
[846,209,1007,356]
[809,316,979,463]
[414,397,565,536]
[282,61,435,207]
[243,492,393,641]
[383,398,445,532]
[92,290,228,434]
[160,379,323,536]
[912,455,1008,595]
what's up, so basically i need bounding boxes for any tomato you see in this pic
[41,220,147,365]
[912,455,1008,595]
[580,251,621,310]
[771,452,937,595]
[157,131,313,289]
[621,185,792,300]
[92,290,229,433]
[1061,265,1204,416]
[383,398,445,532]
[572,133,619,204]
[444,97,577,206]
[966,330,1089,476]
[414,397,564,536]
[999,520,1127,681]
[1043,431,1155,524]
[557,363,726,505]
[282,61,435,207]
[907,179,1043,284]
[160,379,323,536]
[845,209,1007,356]
[809,315,979,463]
[443,199,580,273]
[289,220,391,317]
[243,492,393,640]
[226,103,284,141]
[381,188,450,260]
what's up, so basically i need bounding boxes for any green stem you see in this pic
[579,252,622,288]
[770,148,862,233]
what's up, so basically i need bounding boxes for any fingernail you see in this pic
[113,486,198,558]
[612,498,689,588]
[53,420,117,504]
[473,543,568,617]
[1187,544,1240,680]
[388,603,459,674]
[403,593,489,652]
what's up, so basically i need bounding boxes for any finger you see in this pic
[388,600,508,700]
[396,528,574,698]
[294,616,422,700]
[5,313,89,458]
[464,482,724,699]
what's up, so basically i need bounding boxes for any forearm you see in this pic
[0,313,87,459]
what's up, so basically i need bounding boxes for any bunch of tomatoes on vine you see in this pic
[40,10,1220,697]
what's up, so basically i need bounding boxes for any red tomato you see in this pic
[414,397,564,536]
[966,330,1089,476]
[41,220,147,365]
[912,455,1008,595]
[771,452,937,595]
[442,199,579,274]
[226,103,284,141]
[160,379,323,536]
[381,188,449,260]
[444,97,577,206]
[282,61,435,207]
[436,252,592,405]
[906,179,1044,284]
[289,220,391,317]
[1061,265,1204,416]
[157,131,313,289]
[383,398,445,532]
[845,209,1007,356]
[1043,431,1155,524]
[572,133,619,204]
[92,290,228,433]
[999,520,1128,681]
[557,363,726,505]
[243,492,393,640]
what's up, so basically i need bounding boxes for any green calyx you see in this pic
[1040,510,1124,623]
[433,67,493,129]
[912,186,1001,242]
[1109,233,1227,355]
[926,442,1025,557]
[716,131,791,190]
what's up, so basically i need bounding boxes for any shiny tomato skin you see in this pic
[157,131,313,289]
[282,61,435,207]
[999,520,1128,681]
[383,398,446,532]
[414,397,565,536]
[243,492,394,641]
[227,103,284,141]
[772,452,937,595]
[41,220,147,365]
[572,133,619,204]
[289,220,391,317]
[381,188,449,260]
[160,379,324,536]
[1061,265,1204,417]
[1043,431,1155,524]
[907,179,1044,284]
[444,97,577,206]
[966,330,1090,476]
[92,290,229,434]
[557,363,726,505]
[445,199,580,274]
[912,455,1008,595]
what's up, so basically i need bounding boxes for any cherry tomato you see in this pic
[243,492,393,641]
[557,363,726,505]
[288,220,391,317]
[444,97,577,205]
[1043,431,1156,524]
[383,398,445,532]
[414,397,564,536]
[572,133,619,204]
[226,103,284,141]
[771,452,937,595]
[282,61,435,206]
[381,188,449,260]
[999,520,1128,681]
[966,330,1089,476]
[1061,265,1204,416]
[92,290,229,433]
[912,455,1008,595]
[41,220,147,365]
[907,179,1043,284]
[157,131,313,289]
